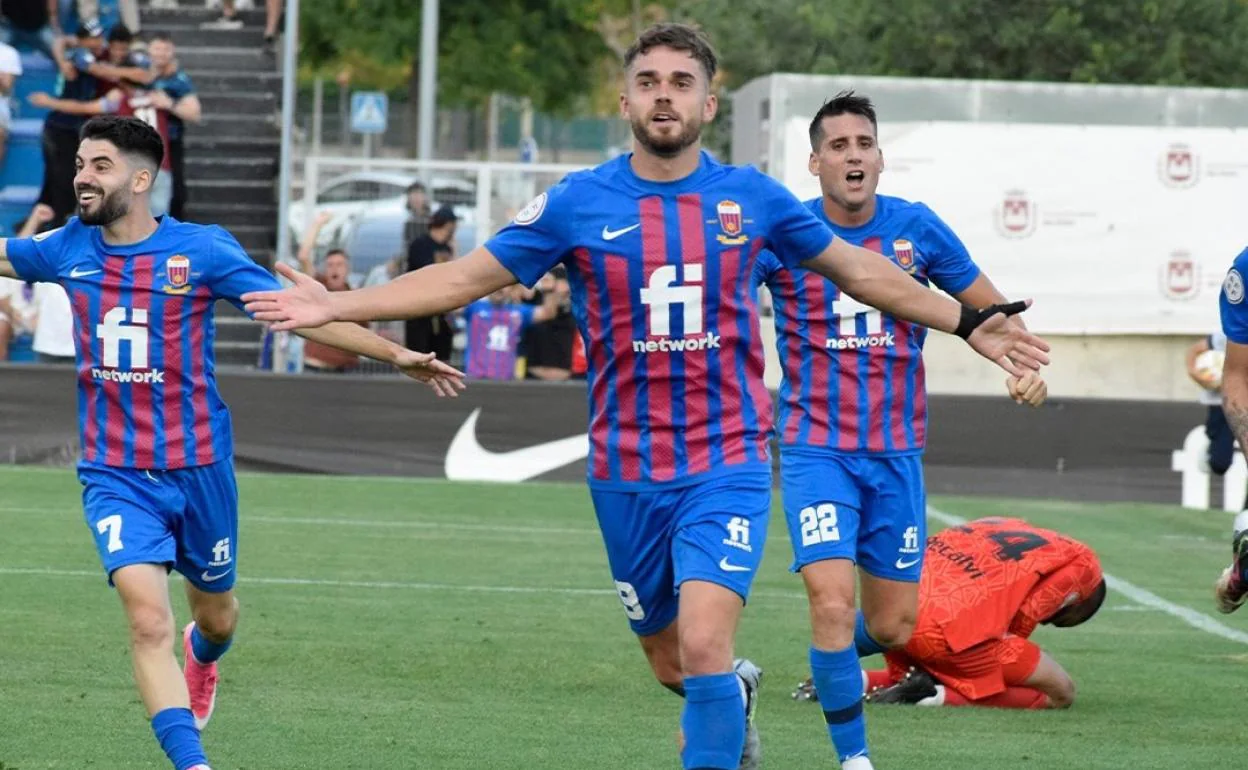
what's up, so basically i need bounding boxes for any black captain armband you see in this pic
[954,301,1028,340]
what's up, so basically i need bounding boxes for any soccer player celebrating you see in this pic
[0,115,463,770]
[796,518,1104,711]
[753,91,1047,768]
[1214,249,1248,613]
[243,24,1049,770]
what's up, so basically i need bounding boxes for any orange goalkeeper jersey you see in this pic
[916,517,1103,654]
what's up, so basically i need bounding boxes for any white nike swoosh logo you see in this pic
[895,557,921,570]
[200,570,231,582]
[718,557,752,573]
[602,223,640,241]
[69,267,101,278]
[444,408,589,482]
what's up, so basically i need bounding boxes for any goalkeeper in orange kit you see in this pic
[794,518,1105,709]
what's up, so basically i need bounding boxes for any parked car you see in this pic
[288,170,477,251]
[337,205,478,284]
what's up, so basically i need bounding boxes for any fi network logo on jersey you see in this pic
[93,307,165,384]
[633,264,721,354]
[826,293,895,350]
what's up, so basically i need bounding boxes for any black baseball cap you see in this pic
[430,205,459,227]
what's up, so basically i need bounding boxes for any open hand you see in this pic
[966,302,1051,377]
[394,349,467,397]
[242,262,336,331]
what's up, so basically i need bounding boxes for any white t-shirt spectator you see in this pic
[0,42,22,128]
[0,42,21,75]
[0,276,36,334]
[32,282,74,358]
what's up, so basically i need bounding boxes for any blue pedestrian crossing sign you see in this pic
[350,91,389,134]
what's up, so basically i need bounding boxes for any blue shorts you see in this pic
[779,452,925,582]
[590,470,771,637]
[79,460,240,593]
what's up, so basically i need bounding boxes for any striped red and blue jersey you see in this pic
[754,195,981,456]
[486,151,834,491]
[6,216,279,470]
[464,299,535,380]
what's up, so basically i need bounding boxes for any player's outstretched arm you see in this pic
[803,239,1050,375]
[295,322,466,397]
[1222,341,1248,463]
[243,246,517,331]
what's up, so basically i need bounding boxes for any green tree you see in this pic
[299,0,618,152]
[678,0,1248,88]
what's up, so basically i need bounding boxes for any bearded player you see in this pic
[0,115,463,770]
[242,24,1050,770]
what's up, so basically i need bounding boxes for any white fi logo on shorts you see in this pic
[901,526,920,554]
[722,516,752,553]
[210,538,232,567]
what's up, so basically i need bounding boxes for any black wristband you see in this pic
[954,304,978,339]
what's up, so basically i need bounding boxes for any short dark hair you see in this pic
[79,115,164,172]
[325,249,349,261]
[1049,579,1107,628]
[108,25,134,44]
[149,32,174,45]
[808,90,879,150]
[623,23,718,84]
[406,181,425,194]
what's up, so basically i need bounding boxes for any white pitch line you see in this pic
[0,566,810,602]
[926,505,1248,646]
[0,507,598,536]
[246,515,598,536]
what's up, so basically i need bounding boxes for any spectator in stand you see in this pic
[30,51,175,216]
[36,21,105,226]
[462,284,565,381]
[404,205,457,362]
[75,0,141,35]
[0,276,35,361]
[262,0,282,48]
[17,204,74,363]
[145,33,198,219]
[296,212,365,372]
[200,0,284,48]
[523,266,577,381]
[0,0,59,62]
[202,0,242,29]
[0,38,20,178]
[403,181,430,250]
[1,203,73,362]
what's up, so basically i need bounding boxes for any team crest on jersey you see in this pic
[1224,269,1244,305]
[162,255,193,295]
[892,239,917,273]
[713,200,750,245]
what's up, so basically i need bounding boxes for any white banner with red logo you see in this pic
[780,119,1248,334]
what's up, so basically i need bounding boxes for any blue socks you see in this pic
[680,673,745,770]
[151,707,207,770]
[854,611,887,657]
[810,645,869,763]
[190,625,232,664]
